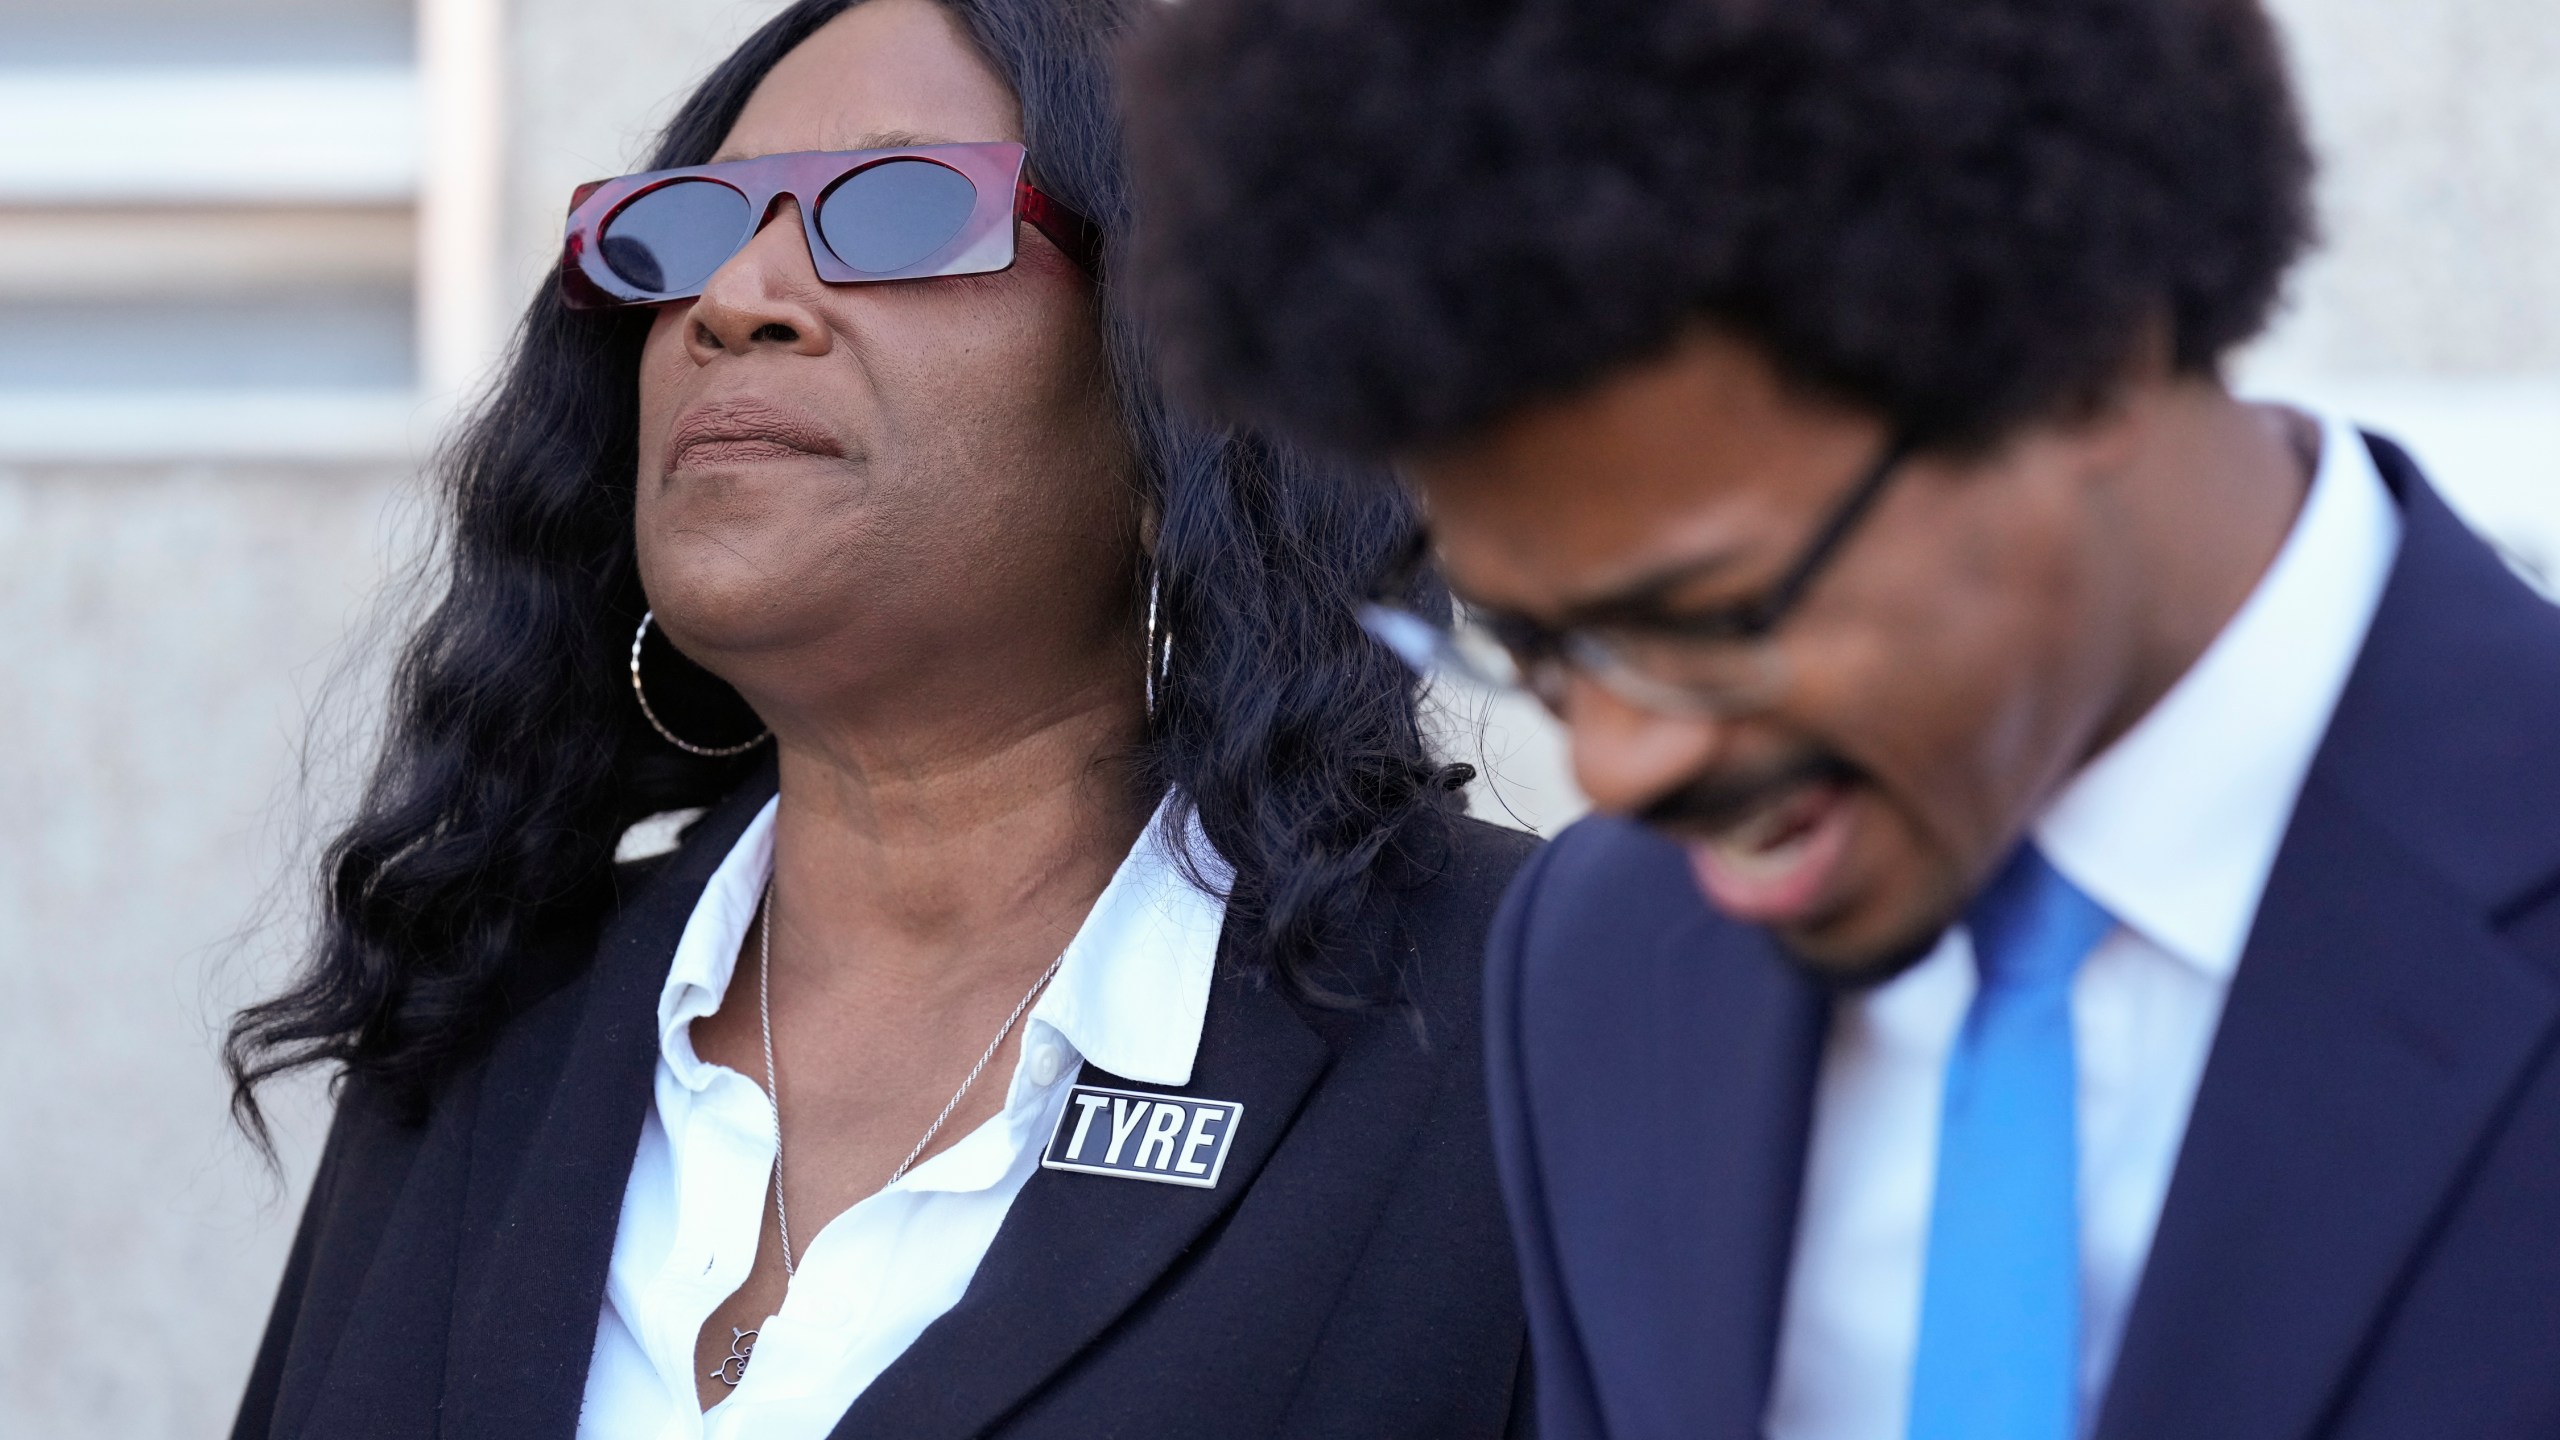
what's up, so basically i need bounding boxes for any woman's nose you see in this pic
[1564,676,1732,816]
[682,197,835,362]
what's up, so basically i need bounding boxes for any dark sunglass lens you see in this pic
[818,159,980,273]
[598,179,751,294]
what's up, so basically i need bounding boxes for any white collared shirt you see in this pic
[576,797,1229,1440]
[1765,412,2403,1440]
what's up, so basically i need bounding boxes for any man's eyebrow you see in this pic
[1525,548,1752,628]
[708,130,954,164]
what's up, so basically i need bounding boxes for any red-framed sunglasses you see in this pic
[559,140,1101,309]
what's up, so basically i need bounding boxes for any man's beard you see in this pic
[1637,747,1956,990]
[1633,745,1862,837]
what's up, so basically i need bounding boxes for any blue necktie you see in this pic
[1906,845,2113,1440]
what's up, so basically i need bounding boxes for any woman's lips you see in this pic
[674,436,831,466]
[1683,778,1857,926]
[666,398,845,470]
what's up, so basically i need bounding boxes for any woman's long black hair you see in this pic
[226,0,1462,1144]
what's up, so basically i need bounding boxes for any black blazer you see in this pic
[1486,433,2560,1439]
[234,781,1539,1440]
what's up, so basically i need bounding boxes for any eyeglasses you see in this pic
[558,141,1101,309]
[1360,434,1915,717]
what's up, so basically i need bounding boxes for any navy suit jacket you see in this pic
[1486,435,2560,1440]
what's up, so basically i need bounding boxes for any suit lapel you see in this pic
[2092,785,2559,1440]
[439,772,777,1439]
[1523,822,1826,1439]
[830,966,1329,1440]
[1617,911,1826,1438]
[2094,440,2560,1440]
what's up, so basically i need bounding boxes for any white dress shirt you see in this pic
[576,796,1230,1440]
[1765,412,2403,1440]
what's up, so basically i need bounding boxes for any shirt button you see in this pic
[1026,1043,1067,1088]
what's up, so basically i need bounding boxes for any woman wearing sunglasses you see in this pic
[224,1,1534,1436]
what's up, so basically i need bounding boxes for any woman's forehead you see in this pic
[722,0,1023,161]
[709,127,941,166]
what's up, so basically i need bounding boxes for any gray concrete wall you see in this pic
[2257,0,2560,378]
[2,1,2554,1434]
[0,463,402,1430]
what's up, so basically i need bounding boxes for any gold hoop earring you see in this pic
[629,610,770,757]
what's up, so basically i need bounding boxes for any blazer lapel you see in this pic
[2094,441,2560,1440]
[1602,908,1826,1439]
[1515,820,1826,1439]
[440,772,777,1439]
[829,965,1330,1440]
[2093,790,2559,1440]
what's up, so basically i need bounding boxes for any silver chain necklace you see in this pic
[712,877,1064,1389]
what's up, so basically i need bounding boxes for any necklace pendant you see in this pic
[708,1327,758,1387]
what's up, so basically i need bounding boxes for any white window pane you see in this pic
[0,67,421,204]
[0,0,412,66]
[0,293,416,389]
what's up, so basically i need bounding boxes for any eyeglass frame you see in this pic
[558,141,1102,310]
[1359,432,1917,717]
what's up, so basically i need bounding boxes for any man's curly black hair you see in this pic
[1123,0,2316,457]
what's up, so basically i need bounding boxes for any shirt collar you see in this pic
[2031,411,2402,979]
[1019,799,1230,1089]
[652,793,1229,1091]
[657,794,778,1088]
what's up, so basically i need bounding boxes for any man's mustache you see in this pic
[1636,750,1866,836]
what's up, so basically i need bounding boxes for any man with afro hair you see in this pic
[1124,0,2560,1437]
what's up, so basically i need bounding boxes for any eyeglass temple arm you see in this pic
[1018,182,1103,276]
[1739,434,1918,635]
